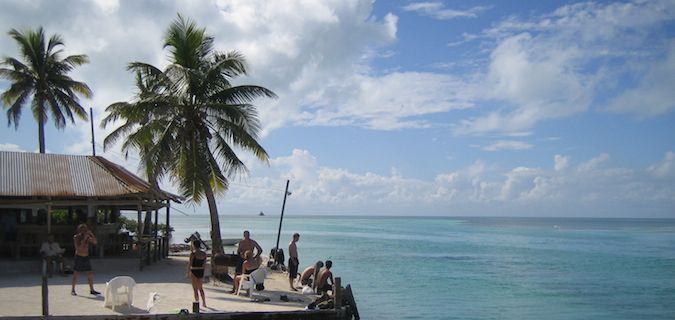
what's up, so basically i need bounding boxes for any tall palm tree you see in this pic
[102,15,276,254]
[0,27,92,153]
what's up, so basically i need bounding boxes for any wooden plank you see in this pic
[334,277,342,308]
[345,284,360,320]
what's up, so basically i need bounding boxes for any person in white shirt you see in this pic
[40,233,65,276]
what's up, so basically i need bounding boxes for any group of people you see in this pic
[185,229,268,306]
[288,232,334,295]
[186,230,336,307]
[297,259,334,294]
[42,225,336,308]
[39,224,101,296]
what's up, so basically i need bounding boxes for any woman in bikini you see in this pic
[187,240,207,307]
[231,250,257,294]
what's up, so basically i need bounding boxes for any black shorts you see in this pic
[73,255,92,272]
[288,257,299,279]
[235,256,244,274]
[191,268,205,279]
[318,283,332,293]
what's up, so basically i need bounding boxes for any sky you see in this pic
[0,0,674,218]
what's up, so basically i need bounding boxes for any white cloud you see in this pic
[0,143,24,152]
[403,2,490,20]
[554,154,569,171]
[455,0,675,135]
[482,140,533,152]
[200,149,675,217]
[607,42,675,117]
[648,151,675,178]
[2,0,672,140]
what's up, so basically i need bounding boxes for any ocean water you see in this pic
[168,215,675,319]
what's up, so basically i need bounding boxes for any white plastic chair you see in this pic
[104,276,136,311]
[237,268,267,297]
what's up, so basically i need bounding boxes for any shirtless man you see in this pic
[316,260,334,294]
[287,233,300,291]
[71,224,100,295]
[236,230,262,274]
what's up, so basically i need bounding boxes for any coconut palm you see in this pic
[102,15,276,254]
[0,27,92,153]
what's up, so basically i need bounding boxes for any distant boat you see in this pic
[203,238,240,247]
[259,211,265,216]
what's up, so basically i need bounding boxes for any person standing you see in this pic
[288,233,300,291]
[71,224,100,295]
[187,240,208,308]
[236,230,263,274]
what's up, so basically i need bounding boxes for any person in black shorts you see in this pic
[187,240,207,308]
[71,224,100,296]
[287,233,300,291]
[316,260,334,294]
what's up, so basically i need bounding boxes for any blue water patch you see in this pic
[163,215,675,319]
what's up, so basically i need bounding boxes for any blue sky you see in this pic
[0,0,674,217]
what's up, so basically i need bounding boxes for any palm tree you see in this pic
[102,15,276,254]
[0,27,92,153]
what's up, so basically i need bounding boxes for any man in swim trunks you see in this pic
[316,260,334,295]
[288,233,300,291]
[71,224,100,295]
[236,230,262,274]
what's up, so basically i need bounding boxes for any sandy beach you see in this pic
[0,256,313,317]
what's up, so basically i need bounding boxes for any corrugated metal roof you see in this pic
[0,151,180,201]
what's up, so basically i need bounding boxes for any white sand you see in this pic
[0,256,313,317]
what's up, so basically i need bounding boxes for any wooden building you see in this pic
[0,151,182,270]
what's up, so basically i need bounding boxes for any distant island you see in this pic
[259,211,265,216]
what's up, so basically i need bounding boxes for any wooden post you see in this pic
[165,201,170,258]
[46,203,51,234]
[146,210,151,266]
[137,203,143,271]
[345,285,360,320]
[41,260,48,316]
[274,180,290,264]
[334,277,342,308]
[154,207,159,261]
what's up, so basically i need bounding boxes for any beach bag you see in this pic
[302,286,314,295]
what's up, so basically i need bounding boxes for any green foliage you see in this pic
[117,215,173,236]
[0,27,92,153]
[50,209,69,224]
[118,215,138,234]
[100,14,275,253]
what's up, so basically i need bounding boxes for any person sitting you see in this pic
[315,260,334,294]
[236,230,263,275]
[299,261,324,289]
[40,233,65,276]
[231,250,258,294]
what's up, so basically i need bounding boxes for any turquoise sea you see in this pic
[168,215,675,319]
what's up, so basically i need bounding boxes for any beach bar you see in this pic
[0,151,182,270]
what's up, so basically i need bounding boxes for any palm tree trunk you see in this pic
[203,176,224,255]
[37,101,46,153]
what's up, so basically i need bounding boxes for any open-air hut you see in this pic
[0,151,182,270]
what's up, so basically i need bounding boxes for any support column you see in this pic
[165,201,171,258]
[46,203,51,234]
[154,206,159,262]
[137,203,143,271]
